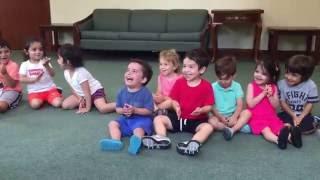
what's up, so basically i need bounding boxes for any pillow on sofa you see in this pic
[93,9,130,31]
[167,9,208,32]
[129,10,167,33]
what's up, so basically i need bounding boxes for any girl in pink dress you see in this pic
[246,59,290,149]
[153,49,182,114]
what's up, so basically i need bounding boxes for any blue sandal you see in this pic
[99,138,123,151]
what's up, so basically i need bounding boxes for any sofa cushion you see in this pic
[159,32,200,42]
[81,31,119,40]
[119,32,159,41]
[93,9,130,31]
[129,10,167,33]
[167,10,208,32]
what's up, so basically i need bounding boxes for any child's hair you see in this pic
[23,37,46,60]
[58,44,84,68]
[0,39,11,49]
[255,59,280,84]
[129,58,153,86]
[215,56,237,78]
[185,49,210,70]
[285,55,316,82]
[159,49,180,73]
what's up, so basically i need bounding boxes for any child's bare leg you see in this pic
[94,98,115,113]
[133,128,145,138]
[208,116,225,130]
[261,127,278,144]
[62,95,79,109]
[108,120,121,140]
[154,115,173,137]
[231,110,251,132]
[0,101,9,113]
[192,123,213,143]
[100,120,123,151]
[50,97,62,108]
[30,99,43,109]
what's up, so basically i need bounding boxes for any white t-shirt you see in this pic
[64,67,103,96]
[19,60,56,93]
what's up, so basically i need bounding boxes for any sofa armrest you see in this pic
[200,13,212,52]
[73,14,93,46]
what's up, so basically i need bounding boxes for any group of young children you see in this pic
[0,37,319,157]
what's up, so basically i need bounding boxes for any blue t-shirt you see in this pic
[212,81,243,117]
[116,86,154,119]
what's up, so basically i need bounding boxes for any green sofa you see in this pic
[73,9,210,52]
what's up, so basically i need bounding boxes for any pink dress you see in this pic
[158,74,182,96]
[248,81,283,135]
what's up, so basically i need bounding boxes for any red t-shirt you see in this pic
[170,78,214,120]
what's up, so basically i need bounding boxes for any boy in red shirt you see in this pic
[142,49,214,156]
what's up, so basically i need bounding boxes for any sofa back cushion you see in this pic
[93,9,130,31]
[129,10,167,33]
[167,9,208,32]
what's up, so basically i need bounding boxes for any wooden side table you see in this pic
[39,23,73,51]
[211,9,264,61]
[267,26,320,63]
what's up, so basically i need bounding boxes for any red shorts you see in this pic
[28,88,62,104]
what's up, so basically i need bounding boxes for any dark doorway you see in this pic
[0,0,51,49]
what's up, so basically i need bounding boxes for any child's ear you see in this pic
[142,76,147,84]
[199,66,207,75]
[23,49,28,55]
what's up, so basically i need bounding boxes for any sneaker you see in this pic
[99,138,123,151]
[314,115,320,128]
[176,140,201,156]
[142,135,171,149]
[278,127,289,150]
[128,135,142,155]
[291,126,302,148]
[223,127,234,141]
[240,124,251,134]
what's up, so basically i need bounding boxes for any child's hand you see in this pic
[0,63,8,75]
[175,104,181,118]
[227,116,237,127]
[123,103,134,117]
[265,84,273,97]
[153,93,165,104]
[293,116,302,126]
[191,107,202,116]
[40,57,51,66]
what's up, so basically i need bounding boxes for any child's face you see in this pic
[284,72,302,86]
[182,57,205,82]
[57,55,66,69]
[254,65,269,85]
[159,57,176,76]
[218,74,234,88]
[0,47,11,64]
[26,42,44,61]
[124,62,146,89]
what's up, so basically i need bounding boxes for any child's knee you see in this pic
[0,101,9,112]
[108,121,119,129]
[30,99,43,109]
[51,97,62,107]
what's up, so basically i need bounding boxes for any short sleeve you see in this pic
[277,80,286,101]
[235,83,244,99]
[307,81,319,103]
[116,88,124,108]
[19,62,27,75]
[77,68,90,84]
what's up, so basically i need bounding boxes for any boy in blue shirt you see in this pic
[100,59,154,155]
[209,56,251,140]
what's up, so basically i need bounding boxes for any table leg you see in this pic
[253,22,262,61]
[306,35,313,55]
[211,23,219,62]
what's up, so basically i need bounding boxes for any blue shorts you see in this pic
[117,116,153,137]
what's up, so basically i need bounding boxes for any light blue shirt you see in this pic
[212,81,243,117]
